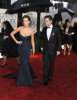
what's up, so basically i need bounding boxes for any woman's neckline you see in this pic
[20,34,31,38]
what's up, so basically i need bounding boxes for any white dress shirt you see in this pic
[65,28,69,35]
[47,24,53,41]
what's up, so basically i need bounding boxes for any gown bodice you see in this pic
[20,35,31,40]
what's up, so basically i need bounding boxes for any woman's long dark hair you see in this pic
[4,21,14,32]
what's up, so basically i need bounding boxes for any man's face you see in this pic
[44,18,52,27]
[66,22,70,27]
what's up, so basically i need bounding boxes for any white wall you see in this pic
[0,9,7,13]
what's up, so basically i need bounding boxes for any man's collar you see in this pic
[50,24,53,29]
[47,24,53,29]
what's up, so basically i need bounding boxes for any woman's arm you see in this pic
[10,27,22,45]
[31,30,35,55]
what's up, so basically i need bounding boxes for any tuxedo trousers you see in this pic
[43,51,56,82]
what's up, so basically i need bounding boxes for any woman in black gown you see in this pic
[4,15,36,86]
[0,21,19,67]
[63,20,74,56]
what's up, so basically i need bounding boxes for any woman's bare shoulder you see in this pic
[17,26,23,29]
[15,26,24,32]
[29,28,34,34]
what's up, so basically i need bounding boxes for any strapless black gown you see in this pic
[4,35,36,86]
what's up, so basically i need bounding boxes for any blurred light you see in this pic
[41,48,43,51]
[0,53,3,59]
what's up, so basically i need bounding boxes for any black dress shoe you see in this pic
[59,53,63,56]
[0,63,7,67]
[48,79,52,82]
[40,81,48,85]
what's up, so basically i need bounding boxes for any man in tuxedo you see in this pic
[36,15,61,85]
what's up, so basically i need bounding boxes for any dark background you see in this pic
[0,0,11,9]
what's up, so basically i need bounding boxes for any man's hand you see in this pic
[32,28,36,32]
[33,49,35,55]
[57,51,60,56]
[61,27,64,30]
[69,33,72,36]
[32,28,37,34]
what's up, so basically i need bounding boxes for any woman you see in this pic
[4,15,36,87]
[1,22,6,36]
[63,20,74,56]
[56,20,63,56]
[1,21,19,67]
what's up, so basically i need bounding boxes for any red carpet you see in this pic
[0,52,77,100]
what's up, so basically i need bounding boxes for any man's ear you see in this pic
[51,20,52,23]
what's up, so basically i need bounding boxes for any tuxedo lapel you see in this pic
[45,27,49,41]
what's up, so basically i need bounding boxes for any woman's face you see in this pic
[2,23,6,28]
[58,21,62,26]
[23,18,30,27]
[66,22,70,27]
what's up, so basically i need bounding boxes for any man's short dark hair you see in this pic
[65,19,69,23]
[44,15,52,20]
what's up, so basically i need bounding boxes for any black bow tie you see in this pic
[46,27,50,29]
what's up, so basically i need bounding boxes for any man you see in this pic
[36,15,61,85]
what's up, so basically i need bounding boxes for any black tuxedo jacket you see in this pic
[64,26,74,35]
[36,26,61,55]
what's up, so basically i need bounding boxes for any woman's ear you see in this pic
[29,21,31,26]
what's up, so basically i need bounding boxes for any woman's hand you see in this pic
[3,36,9,39]
[16,41,22,45]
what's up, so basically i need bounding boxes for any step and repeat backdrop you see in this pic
[40,13,50,31]
[0,9,51,32]
[22,12,51,31]
[0,8,77,32]
[0,9,18,32]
